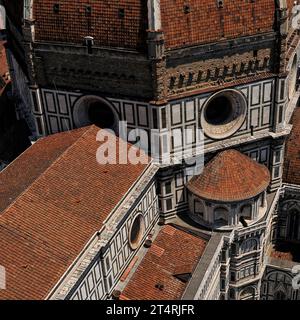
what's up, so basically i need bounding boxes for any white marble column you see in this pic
[148,0,162,31]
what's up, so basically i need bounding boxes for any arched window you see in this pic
[194,200,204,218]
[274,290,286,300]
[260,191,266,207]
[240,287,256,300]
[240,204,252,219]
[214,207,228,226]
[240,238,258,254]
[288,209,300,241]
[229,288,235,300]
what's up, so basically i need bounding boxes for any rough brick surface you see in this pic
[164,47,274,97]
[4,0,277,51]
[33,0,148,50]
[32,47,153,99]
[160,0,276,49]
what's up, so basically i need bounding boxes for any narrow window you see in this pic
[166,198,172,211]
[85,5,92,16]
[36,117,43,135]
[280,80,285,100]
[274,166,280,178]
[31,91,39,112]
[164,181,172,195]
[118,8,125,19]
[230,272,236,282]
[152,108,158,129]
[161,108,167,128]
[105,257,110,272]
[156,182,161,195]
[221,279,226,290]
[53,3,60,14]
[278,105,283,123]
[275,150,281,163]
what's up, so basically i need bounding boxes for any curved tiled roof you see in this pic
[187,149,270,202]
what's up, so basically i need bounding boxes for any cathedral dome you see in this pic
[3,0,277,50]
[187,149,270,202]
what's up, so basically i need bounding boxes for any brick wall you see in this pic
[33,0,148,51]
[164,46,274,97]
[160,0,276,49]
[32,45,153,99]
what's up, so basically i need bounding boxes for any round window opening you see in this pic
[88,101,115,128]
[73,96,118,131]
[129,214,145,250]
[204,96,233,125]
[201,90,247,140]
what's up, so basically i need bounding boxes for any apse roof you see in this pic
[187,149,271,202]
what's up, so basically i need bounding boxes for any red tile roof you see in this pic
[284,107,300,185]
[270,250,293,261]
[0,127,87,212]
[187,149,271,202]
[0,125,149,300]
[121,225,207,300]
[270,242,300,263]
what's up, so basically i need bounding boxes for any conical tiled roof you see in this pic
[187,149,270,202]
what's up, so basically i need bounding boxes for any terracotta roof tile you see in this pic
[121,225,207,300]
[187,149,271,202]
[0,127,88,212]
[0,125,149,300]
[270,250,293,261]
